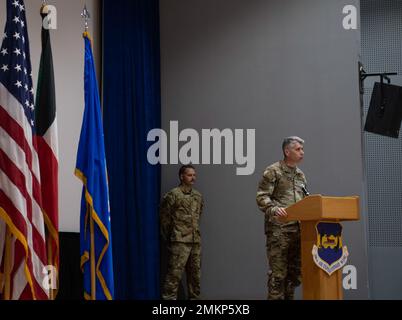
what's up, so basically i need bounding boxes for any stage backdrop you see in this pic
[160,0,369,299]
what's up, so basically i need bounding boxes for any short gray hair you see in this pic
[282,136,305,154]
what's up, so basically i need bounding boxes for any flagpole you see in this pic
[46,233,54,300]
[90,211,96,300]
[3,226,12,300]
[81,5,95,300]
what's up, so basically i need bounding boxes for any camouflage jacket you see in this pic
[160,186,204,243]
[256,161,307,232]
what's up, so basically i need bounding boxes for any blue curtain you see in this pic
[102,0,161,299]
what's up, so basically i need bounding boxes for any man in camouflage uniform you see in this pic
[256,136,308,300]
[160,165,204,300]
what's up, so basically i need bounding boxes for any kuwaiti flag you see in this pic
[35,4,59,298]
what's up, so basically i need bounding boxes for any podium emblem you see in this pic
[312,221,349,275]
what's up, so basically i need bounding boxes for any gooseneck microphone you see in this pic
[301,184,310,196]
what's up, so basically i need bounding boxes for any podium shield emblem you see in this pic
[312,221,349,275]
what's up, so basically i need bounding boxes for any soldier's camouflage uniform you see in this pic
[160,186,204,300]
[256,160,307,300]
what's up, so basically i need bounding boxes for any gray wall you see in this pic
[0,0,101,232]
[160,0,369,299]
[361,0,402,300]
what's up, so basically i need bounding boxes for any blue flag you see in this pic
[75,33,114,300]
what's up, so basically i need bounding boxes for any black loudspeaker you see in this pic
[56,232,83,300]
[364,82,402,138]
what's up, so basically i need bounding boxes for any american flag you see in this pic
[0,0,49,299]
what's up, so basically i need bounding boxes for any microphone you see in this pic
[301,184,310,196]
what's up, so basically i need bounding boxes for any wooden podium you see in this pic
[282,194,360,300]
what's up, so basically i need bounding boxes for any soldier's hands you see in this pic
[274,207,288,217]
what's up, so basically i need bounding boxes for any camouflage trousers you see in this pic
[162,242,201,300]
[266,222,301,300]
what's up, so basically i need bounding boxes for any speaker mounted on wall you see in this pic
[364,81,402,138]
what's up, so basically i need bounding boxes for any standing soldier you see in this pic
[256,136,308,300]
[161,165,204,300]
